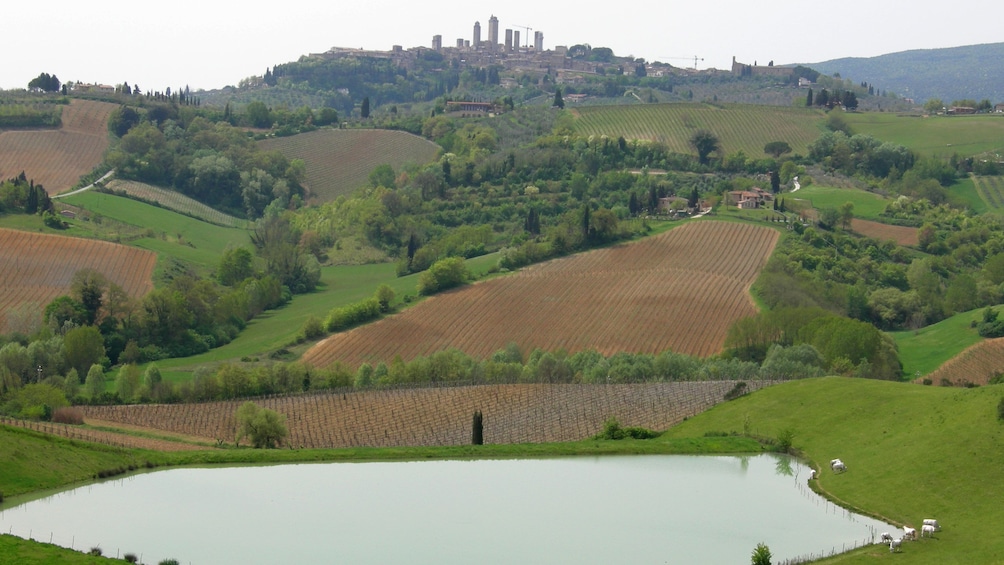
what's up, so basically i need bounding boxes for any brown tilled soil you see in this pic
[920,338,1004,386]
[851,218,919,246]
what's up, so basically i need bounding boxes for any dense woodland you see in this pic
[3,53,1004,417]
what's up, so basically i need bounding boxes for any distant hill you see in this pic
[807,43,1004,104]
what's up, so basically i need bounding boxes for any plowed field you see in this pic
[0,228,156,333]
[304,221,779,369]
[923,338,1004,386]
[79,380,772,448]
[0,99,115,192]
[259,129,440,202]
[851,218,919,246]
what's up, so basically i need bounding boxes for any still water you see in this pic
[0,455,893,564]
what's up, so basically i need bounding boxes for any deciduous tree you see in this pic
[689,130,720,165]
[236,401,288,448]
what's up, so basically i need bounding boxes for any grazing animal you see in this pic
[880,532,893,543]
[830,459,847,473]
[889,538,903,552]
[903,526,916,540]
[923,518,940,530]
[921,524,936,538]
[809,469,817,480]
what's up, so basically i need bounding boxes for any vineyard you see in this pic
[0,228,156,333]
[850,218,919,246]
[971,175,1004,212]
[78,380,773,449]
[0,417,211,451]
[103,179,248,228]
[259,129,441,202]
[0,99,116,192]
[303,221,779,369]
[570,103,825,157]
[923,338,1004,386]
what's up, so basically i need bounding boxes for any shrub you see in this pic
[124,553,138,563]
[998,397,1004,422]
[775,428,795,453]
[301,315,325,340]
[88,547,103,556]
[159,560,181,565]
[417,256,469,295]
[751,542,772,565]
[593,417,659,440]
[51,406,84,425]
[724,381,748,401]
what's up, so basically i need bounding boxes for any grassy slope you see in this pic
[663,377,1004,564]
[949,175,988,214]
[890,306,997,378]
[842,113,1004,158]
[790,185,890,220]
[61,192,249,274]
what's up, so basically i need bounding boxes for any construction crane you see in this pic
[512,24,532,49]
[661,56,704,70]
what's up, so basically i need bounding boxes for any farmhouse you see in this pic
[657,196,689,214]
[947,106,977,115]
[445,101,501,115]
[995,103,1004,114]
[727,187,774,209]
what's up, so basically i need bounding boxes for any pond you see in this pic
[0,454,893,564]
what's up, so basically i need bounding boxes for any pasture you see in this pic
[259,128,441,202]
[0,99,115,192]
[0,228,156,334]
[843,112,1004,158]
[103,179,248,228]
[303,221,779,369]
[948,176,988,214]
[60,191,250,274]
[890,306,993,377]
[789,184,891,220]
[663,377,1004,564]
[570,103,826,157]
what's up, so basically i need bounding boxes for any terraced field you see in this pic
[304,221,779,369]
[571,103,825,157]
[0,228,157,334]
[259,129,440,202]
[0,99,115,192]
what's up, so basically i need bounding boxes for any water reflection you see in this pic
[0,454,893,565]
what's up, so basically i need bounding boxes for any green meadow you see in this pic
[843,112,1004,158]
[890,306,996,378]
[788,184,891,220]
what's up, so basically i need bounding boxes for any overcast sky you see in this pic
[5,1,1001,93]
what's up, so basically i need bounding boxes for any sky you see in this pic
[5,1,1002,93]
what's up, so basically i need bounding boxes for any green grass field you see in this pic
[104,179,248,228]
[843,112,1004,158]
[61,192,250,274]
[571,102,826,157]
[789,185,890,220]
[664,377,1004,564]
[890,306,996,378]
[949,175,989,214]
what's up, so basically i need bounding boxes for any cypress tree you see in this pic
[806,88,813,107]
[472,410,484,445]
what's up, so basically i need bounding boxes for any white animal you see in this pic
[923,518,940,530]
[809,469,817,480]
[921,524,936,537]
[830,459,847,473]
[889,538,903,552]
[903,526,916,540]
[879,532,893,543]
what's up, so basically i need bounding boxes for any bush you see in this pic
[88,547,103,556]
[593,417,659,440]
[124,553,138,563]
[51,406,84,424]
[998,397,1004,422]
[775,428,795,453]
[417,256,469,295]
[159,560,181,565]
[302,315,325,340]
[325,298,381,332]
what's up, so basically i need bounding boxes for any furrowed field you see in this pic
[570,103,825,156]
[102,179,248,228]
[923,338,1004,386]
[970,175,1004,213]
[259,129,440,202]
[0,99,115,192]
[76,381,769,449]
[0,228,156,334]
[304,221,779,369]
[850,218,919,246]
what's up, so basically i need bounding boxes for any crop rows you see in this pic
[925,337,1004,386]
[259,129,440,202]
[105,179,248,227]
[0,228,156,333]
[0,416,210,451]
[973,176,1004,210]
[79,380,774,449]
[572,103,823,157]
[304,221,779,369]
[850,219,919,246]
[0,99,115,191]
